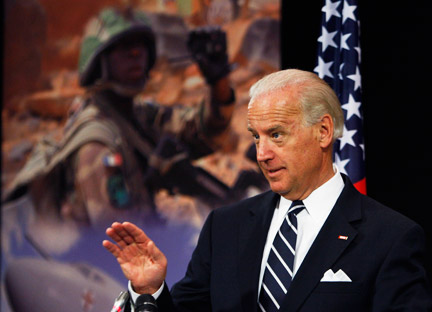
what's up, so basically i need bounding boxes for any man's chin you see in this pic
[268,182,287,196]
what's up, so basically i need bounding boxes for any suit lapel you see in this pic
[238,191,280,312]
[280,176,362,311]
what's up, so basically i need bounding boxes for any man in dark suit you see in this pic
[103,69,432,311]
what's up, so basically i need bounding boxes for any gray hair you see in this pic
[249,69,344,140]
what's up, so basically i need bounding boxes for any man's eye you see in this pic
[272,133,280,139]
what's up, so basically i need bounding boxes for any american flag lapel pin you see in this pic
[338,235,348,240]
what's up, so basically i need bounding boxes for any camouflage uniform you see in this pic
[58,93,233,226]
[5,7,235,227]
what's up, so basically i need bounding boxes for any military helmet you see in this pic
[78,7,156,87]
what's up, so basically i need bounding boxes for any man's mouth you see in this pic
[266,167,283,177]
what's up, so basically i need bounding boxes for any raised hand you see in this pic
[187,26,231,85]
[103,222,167,294]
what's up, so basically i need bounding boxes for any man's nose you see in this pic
[256,140,273,162]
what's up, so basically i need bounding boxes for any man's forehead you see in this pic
[247,109,300,132]
[247,94,302,132]
[247,97,301,119]
[248,86,300,108]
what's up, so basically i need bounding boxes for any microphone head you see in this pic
[135,294,158,312]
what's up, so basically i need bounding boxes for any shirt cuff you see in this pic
[128,281,165,304]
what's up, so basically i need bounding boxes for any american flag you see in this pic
[314,0,366,194]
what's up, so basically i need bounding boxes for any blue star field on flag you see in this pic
[314,0,366,194]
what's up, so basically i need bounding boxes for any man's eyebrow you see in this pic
[247,124,285,134]
[267,125,284,133]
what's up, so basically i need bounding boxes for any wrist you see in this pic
[132,284,161,295]
[129,281,165,304]
[204,62,231,85]
[211,78,233,104]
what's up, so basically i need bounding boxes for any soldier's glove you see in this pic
[187,26,231,85]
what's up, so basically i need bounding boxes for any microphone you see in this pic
[135,294,158,312]
[110,291,129,312]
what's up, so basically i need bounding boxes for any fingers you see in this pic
[105,222,128,249]
[102,239,121,257]
[104,221,152,249]
[103,221,168,288]
[122,222,151,244]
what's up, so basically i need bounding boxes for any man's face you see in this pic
[107,37,149,88]
[247,87,324,200]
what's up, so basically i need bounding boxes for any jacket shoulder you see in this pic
[217,190,276,212]
[359,193,421,233]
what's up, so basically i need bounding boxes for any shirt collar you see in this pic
[279,165,345,222]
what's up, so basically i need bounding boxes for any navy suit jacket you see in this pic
[156,175,432,311]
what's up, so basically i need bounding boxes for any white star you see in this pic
[314,56,334,79]
[342,0,357,23]
[347,66,361,91]
[334,153,350,175]
[318,27,338,52]
[341,94,361,120]
[322,0,341,22]
[340,32,351,50]
[339,125,357,149]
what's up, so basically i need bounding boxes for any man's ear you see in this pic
[318,114,334,148]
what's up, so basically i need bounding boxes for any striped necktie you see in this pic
[258,200,305,312]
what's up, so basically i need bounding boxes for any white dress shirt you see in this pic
[129,280,164,309]
[130,167,345,305]
[258,166,344,294]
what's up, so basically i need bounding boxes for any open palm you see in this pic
[103,222,167,294]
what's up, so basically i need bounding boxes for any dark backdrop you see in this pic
[281,1,432,281]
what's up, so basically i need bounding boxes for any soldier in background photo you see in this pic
[3,6,242,229]
[1,3,277,311]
